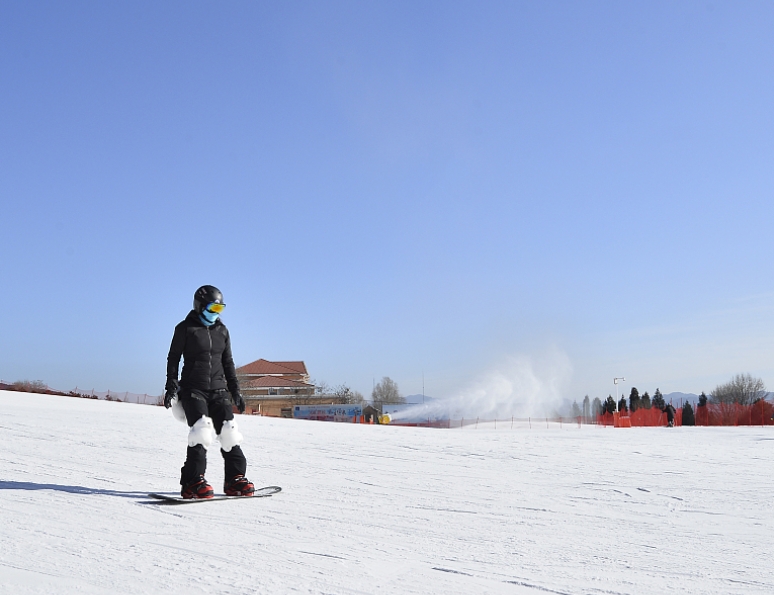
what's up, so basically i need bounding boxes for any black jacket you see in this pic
[166,310,239,394]
[663,404,676,421]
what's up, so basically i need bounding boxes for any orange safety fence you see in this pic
[68,388,163,406]
[1,381,164,406]
[600,400,774,427]
[694,401,774,426]
[599,410,676,427]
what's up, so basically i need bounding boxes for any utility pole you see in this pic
[614,377,626,403]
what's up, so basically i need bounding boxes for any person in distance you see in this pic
[662,403,677,428]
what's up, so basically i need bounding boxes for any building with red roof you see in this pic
[236,359,323,417]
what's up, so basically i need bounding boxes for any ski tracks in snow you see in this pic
[1,391,773,594]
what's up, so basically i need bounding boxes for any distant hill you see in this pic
[665,391,773,405]
[664,392,700,405]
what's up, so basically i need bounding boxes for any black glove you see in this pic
[232,392,245,414]
[164,384,178,409]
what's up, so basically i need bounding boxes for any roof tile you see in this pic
[236,359,308,376]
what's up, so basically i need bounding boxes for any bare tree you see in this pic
[13,380,48,393]
[371,377,404,410]
[310,379,330,395]
[711,373,767,406]
[332,384,365,405]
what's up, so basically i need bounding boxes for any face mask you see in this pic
[199,309,219,326]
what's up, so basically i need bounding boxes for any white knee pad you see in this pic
[218,419,243,453]
[188,416,215,449]
[170,396,187,423]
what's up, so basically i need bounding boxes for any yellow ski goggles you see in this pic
[206,302,226,314]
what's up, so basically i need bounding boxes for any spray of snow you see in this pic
[389,350,573,422]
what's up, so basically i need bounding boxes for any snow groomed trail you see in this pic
[0,391,772,594]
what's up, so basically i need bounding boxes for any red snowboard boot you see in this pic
[224,474,255,496]
[181,475,215,499]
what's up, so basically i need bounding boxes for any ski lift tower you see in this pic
[613,377,626,403]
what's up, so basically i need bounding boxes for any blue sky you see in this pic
[2,1,773,402]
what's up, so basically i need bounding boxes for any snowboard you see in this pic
[148,485,281,504]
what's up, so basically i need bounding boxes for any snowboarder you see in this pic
[662,403,677,427]
[164,285,255,499]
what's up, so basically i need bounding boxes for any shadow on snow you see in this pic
[0,480,150,499]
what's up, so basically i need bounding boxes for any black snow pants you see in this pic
[179,388,247,487]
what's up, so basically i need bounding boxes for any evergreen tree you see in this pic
[618,395,628,413]
[605,396,617,414]
[629,387,641,412]
[583,395,590,421]
[698,392,708,407]
[641,391,652,409]
[592,397,602,417]
[652,388,665,410]
[682,402,695,426]
[572,401,582,417]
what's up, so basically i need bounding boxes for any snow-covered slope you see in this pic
[1,390,772,595]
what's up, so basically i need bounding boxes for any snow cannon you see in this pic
[378,413,392,425]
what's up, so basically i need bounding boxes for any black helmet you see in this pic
[193,285,224,314]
